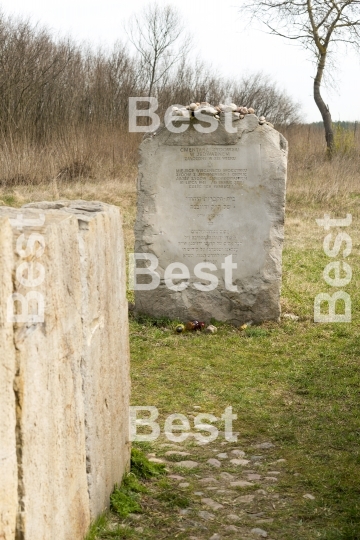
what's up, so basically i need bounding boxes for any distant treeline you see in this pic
[310,121,359,129]
[0,12,301,144]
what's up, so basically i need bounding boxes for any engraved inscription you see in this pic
[172,147,249,258]
[186,196,236,212]
[180,147,240,161]
[178,230,242,258]
[176,168,247,188]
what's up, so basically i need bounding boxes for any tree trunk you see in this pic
[314,53,334,155]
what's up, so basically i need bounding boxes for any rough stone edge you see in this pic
[77,204,131,517]
[0,217,17,540]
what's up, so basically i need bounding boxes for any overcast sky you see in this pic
[2,0,360,122]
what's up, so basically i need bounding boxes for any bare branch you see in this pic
[125,2,191,96]
[238,0,360,151]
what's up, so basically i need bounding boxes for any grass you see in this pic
[84,513,137,540]
[130,447,166,479]
[1,124,359,539]
[128,310,360,538]
[110,476,145,519]
[109,449,165,520]
[154,478,191,509]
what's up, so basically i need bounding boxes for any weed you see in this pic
[110,484,142,519]
[243,326,269,338]
[130,448,166,479]
[110,457,156,519]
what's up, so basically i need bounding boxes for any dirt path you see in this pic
[121,435,316,540]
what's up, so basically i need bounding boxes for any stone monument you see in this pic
[134,106,288,324]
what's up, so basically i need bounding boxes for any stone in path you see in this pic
[165,450,191,456]
[201,498,224,511]
[198,510,215,521]
[225,525,240,532]
[251,527,268,537]
[231,480,254,487]
[207,458,221,467]
[219,472,234,481]
[227,514,241,522]
[230,458,250,466]
[253,442,275,450]
[177,460,199,469]
[199,477,219,485]
[231,449,246,457]
[236,494,255,503]
[215,489,236,495]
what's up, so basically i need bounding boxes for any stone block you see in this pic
[135,115,288,324]
[0,201,130,539]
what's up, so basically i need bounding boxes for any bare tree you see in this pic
[238,0,360,154]
[125,2,191,97]
[230,72,301,124]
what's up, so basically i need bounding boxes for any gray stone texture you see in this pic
[0,201,130,540]
[135,114,288,323]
